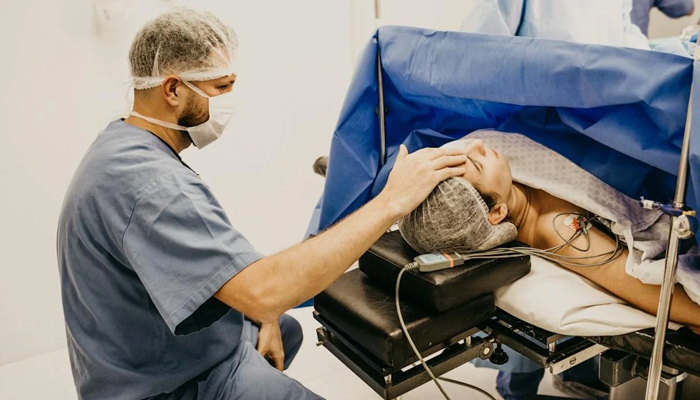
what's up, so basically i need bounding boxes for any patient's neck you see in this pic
[507,183,531,229]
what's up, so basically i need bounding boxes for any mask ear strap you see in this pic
[130,111,187,131]
[181,80,211,99]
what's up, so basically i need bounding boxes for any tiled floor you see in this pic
[0,348,78,400]
[0,308,572,400]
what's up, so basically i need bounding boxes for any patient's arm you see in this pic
[524,188,700,332]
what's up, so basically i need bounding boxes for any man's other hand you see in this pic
[257,321,285,371]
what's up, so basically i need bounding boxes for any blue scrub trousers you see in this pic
[161,314,323,400]
[496,357,606,400]
[204,313,323,399]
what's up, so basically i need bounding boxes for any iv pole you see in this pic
[375,0,387,167]
[644,28,699,400]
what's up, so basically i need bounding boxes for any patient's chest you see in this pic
[525,188,624,272]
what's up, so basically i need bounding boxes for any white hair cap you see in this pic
[398,177,517,254]
[129,7,239,90]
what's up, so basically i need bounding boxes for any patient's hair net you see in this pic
[398,178,517,254]
[129,7,239,90]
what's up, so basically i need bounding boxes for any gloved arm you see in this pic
[655,0,695,18]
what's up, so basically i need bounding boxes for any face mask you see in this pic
[130,80,236,149]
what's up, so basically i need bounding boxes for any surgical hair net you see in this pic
[398,178,517,254]
[129,7,239,90]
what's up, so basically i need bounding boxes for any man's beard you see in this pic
[178,96,209,128]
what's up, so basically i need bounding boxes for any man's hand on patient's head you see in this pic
[379,145,466,218]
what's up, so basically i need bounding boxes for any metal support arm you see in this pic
[645,53,698,399]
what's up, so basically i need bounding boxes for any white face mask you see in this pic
[130,80,236,149]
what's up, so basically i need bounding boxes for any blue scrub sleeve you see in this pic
[122,172,264,334]
[655,0,694,17]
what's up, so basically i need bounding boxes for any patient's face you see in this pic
[461,140,513,203]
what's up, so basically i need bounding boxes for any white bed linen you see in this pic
[495,256,681,336]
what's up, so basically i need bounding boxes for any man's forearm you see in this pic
[216,145,467,323]
[268,193,400,310]
[217,193,401,322]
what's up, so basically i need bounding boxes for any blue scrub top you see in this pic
[57,120,264,399]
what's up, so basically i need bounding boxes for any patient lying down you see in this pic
[398,140,700,334]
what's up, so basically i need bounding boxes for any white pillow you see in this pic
[495,256,681,336]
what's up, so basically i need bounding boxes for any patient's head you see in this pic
[460,139,513,206]
[398,177,517,253]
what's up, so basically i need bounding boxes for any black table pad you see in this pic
[589,328,700,377]
[359,231,531,313]
[314,269,495,368]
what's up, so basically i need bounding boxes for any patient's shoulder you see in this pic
[525,189,588,248]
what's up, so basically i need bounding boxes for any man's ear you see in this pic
[488,203,508,225]
[160,75,182,107]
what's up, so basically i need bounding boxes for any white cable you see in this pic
[450,213,625,269]
[396,266,500,400]
[438,377,497,400]
[396,266,452,400]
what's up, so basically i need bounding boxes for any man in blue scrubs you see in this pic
[56,7,467,400]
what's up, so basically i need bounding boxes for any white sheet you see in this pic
[495,256,681,336]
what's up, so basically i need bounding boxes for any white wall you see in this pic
[0,0,352,365]
[350,0,477,63]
